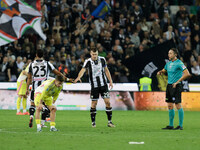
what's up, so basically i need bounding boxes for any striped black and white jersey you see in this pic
[83,56,108,89]
[28,60,55,90]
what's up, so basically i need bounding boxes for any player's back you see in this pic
[29,60,55,90]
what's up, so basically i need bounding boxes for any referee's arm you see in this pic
[172,69,191,88]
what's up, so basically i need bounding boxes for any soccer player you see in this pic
[74,48,115,128]
[16,64,30,115]
[34,75,64,132]
[26,49,73,128]
[157,48,190,130]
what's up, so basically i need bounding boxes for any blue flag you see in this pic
[91,1,111,19]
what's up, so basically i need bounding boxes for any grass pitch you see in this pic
[0,110,199,150]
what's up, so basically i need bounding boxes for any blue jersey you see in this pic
[164,59,186,84]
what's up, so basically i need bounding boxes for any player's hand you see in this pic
[68,78,74,83]
[109,82,113,90]
[74,78,82,83]
[38,104,43,110]
[172,82,178,88]
[26,90,29,96]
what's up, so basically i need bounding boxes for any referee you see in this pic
[157,48,190,130]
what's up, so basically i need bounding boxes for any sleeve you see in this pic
[28,63,32,74]
[25,63,30,72]
[47,61,55,71]
[101,57,107,67]
[179,61,186,71]
[83,59,89,68]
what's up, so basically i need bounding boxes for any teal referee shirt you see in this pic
[164,59,186,84]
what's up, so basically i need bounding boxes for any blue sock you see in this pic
[169,109,175,127]
[178,108,184,127]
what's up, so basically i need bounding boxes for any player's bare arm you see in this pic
[26,73,32,95]
[74,68,86,83]
[52,69,74,82]
[105,66,113,89]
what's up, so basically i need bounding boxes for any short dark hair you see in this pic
[36,49,43,58]
[90,48,98,52]
[55,75,65,82]
[170,48,179,56]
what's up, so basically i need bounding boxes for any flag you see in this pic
[91,1,111,19]
[0,0,46,46]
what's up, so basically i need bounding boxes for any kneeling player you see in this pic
[34,75,64,132]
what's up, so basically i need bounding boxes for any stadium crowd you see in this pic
[0,0,200,85]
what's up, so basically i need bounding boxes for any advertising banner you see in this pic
[0,90,135,110]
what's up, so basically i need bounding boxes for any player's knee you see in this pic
[50,106,57,112]
[175,103,182,109]
[36,106,42,111]
[105,101,111,107]
[91,101,97,108]
[168,105,173,110]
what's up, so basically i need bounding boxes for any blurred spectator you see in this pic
[165,25,175,40]
[179,20,191,42]
[16,56,25,75]
[0,56,9,81]
[190,61,200,83]
[7,55,18,82]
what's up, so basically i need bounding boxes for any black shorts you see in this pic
[30,90,34,102]
[90,85,110,101]
[166,84,182,104]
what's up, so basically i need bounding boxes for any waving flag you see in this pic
[91,1,111,19]
[0,0,46,46]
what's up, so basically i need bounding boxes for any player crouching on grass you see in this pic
[34,75,64,132]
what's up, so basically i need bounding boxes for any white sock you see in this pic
[37,124,41,129]
[17,109,20,113]
[51,126,55,129]
[30,115,34,119]
[23,109,26,113]
[41,120,45,125]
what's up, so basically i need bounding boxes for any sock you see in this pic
[41,109,47,121]
[41,120,45,125]
[17,109,20,113]
[16,97,22,111]
[169,109,175,127]
[29,106,35,117]
[106,107,112,123]
[50,122,56,128]
[90,108,96,123]
[22,97,27,111]
[23,109,26,113]
[178,108,184,127]
[37,124,41,129]
[36,119,41,126]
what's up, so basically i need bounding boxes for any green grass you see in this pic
[0,110,200,150]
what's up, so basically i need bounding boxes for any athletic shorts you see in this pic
[30,90,35,102]
[166,84,182,104]
[34,92,53,106]
[90,85,110,101]
[17,80,27,95]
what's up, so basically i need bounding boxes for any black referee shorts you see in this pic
[166,84,183,104]
[90,85,110,101]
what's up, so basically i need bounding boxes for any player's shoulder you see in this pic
[176,59,184,64]
[99,56,105,60]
